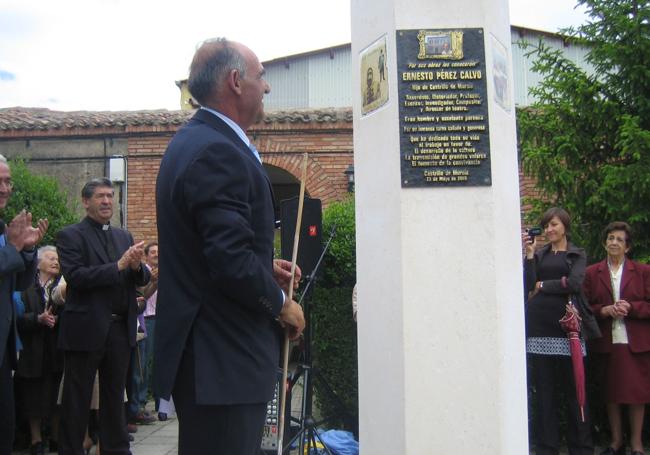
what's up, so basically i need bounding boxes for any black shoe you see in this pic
[30,441,45,455]
[128,433,135,442]
[158,412,167,421]
[48,440,58,453]
[600,447,626,455]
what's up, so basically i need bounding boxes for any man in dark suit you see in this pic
[154,38,305,454]
[57,178,150,455]
[0,154,48,455]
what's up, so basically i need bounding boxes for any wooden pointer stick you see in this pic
[277,152,308,455]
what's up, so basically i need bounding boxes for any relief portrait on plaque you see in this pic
[360,35,389,115]
[490,34,511,112]
[417,30,464,60]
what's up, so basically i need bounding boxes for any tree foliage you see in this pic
[319,195,356,288]
[519,0,650,262]
[5,159,78,246]
[309,196,358,432]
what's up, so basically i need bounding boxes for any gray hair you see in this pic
[187,38,247,106]
[81,177,113,199]
[0,154,7,164]
[37,245,57,261]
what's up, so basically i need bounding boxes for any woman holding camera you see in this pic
[583,222,650,455]
[524,207,594,455]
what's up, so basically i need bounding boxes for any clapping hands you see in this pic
[117,241,145,271]
[6,210,48,251]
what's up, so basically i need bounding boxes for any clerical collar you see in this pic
[85,216,110,231]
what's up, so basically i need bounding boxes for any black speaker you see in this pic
[280,197,322,278]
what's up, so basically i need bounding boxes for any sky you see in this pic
[0,0,589,112]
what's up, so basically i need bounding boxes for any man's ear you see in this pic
[227,69,242,95]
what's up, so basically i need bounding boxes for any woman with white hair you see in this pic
[14,246,63,455]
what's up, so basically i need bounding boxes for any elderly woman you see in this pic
[14,246,64,455]
[523,207,594,455]
[584,222,650,455]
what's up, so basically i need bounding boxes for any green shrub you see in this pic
[319,196,356,288]
[309,196,358,433]
[312,286,358,432]
[5,159,77,246]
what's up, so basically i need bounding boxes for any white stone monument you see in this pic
[351,0,528,453]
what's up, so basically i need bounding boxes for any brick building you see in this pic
[0,107,353,242]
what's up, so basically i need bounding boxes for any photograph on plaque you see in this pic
[360,35,389,115]
[417,30,464,60]
[397,28,491,188]
[491,34,511,112]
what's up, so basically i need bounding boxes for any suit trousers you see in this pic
[143,318,155,404]
[59,320,132,455]
[530,354,594,455]
[0,344,15,455]
[173,347,267,455]
[127,338,147,418]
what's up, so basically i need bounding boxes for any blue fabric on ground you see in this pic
[319,430,359,455]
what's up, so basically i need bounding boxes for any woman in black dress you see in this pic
[524,207,593,455]
[15,246,64,455]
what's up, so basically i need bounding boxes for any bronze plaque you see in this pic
[397,28,491,187]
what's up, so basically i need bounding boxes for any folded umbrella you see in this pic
[559,301,586,422]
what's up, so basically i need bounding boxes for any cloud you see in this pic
[0,70,16,81]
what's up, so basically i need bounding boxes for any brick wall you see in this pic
[124,118,353,243]
[126,136,171,242]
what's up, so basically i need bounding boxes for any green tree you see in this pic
[5,160,78,246]
[519,0,650,262]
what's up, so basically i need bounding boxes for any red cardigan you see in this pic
[584,259,650,353]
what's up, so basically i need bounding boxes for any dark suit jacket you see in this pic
[0,230,37,369]
[56,217,150,351]
[584,258,650,353]
[154,109,284,405]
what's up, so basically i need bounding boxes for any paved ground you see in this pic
[12,415,606,455]
[129,414,178,455]
[12,403,605,454]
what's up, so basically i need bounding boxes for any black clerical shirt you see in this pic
[86,217,129,316]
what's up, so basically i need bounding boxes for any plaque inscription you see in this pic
[397,28,491,187]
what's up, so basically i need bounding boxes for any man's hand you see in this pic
[129,241,145,270]
[5,211,28,250]
[23,217,48,250]
[279,299,305,341]
[150,266,158,282]
[117,241,146,271]
[6,211,48,251]
[273,259,302,294]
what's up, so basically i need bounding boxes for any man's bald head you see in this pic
[188,38,247,107]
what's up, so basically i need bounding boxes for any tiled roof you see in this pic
[0,107,352,132]
[263,108,352,124]
[0,107,192,131]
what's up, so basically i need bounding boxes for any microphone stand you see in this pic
[281,225,354,455]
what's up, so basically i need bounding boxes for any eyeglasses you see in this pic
[0,179,13,189]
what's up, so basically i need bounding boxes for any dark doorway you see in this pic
[264,164,307,220]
